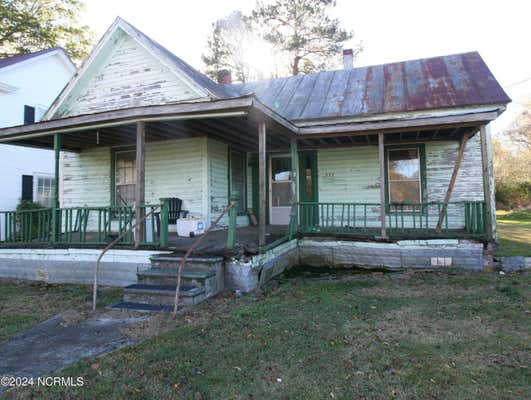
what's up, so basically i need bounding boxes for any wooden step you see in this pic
[138,268,215,285]
[123,284,206,306]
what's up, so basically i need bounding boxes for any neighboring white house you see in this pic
[0,48,75,210]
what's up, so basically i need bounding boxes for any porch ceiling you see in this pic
[3,115,293,152]
[1,119,482,153]
[292,125,481,150]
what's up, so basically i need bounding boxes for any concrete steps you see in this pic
[123,284,206,306]
[113,254,225,312]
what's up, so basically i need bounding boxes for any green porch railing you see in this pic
[0,208,52,243]
[297,201,486,239]
[0,202,169,247]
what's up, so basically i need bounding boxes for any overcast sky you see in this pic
[82,0,530,133]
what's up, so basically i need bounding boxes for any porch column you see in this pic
[52,133,61,243]
[480,124,496,241]
[53,133,61,209]
[134,121,146,248]
[258,120,267,247]
[378,133,387,238]
[290,138,299,238]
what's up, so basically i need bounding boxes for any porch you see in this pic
[0,95,498,255]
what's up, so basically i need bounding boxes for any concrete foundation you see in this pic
[0,239,487,292]
[0,248,170,286]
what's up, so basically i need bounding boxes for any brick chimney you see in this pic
[343,49,353,70]
[217,69,232,84]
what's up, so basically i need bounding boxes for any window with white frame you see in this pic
[35,176,55,208]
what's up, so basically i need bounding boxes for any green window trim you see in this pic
[384,143,427,214]
[110,145,136,207]
[228,147,247,216]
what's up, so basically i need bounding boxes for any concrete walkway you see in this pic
[0,313,147,394]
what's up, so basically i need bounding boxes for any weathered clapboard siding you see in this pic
[317,146,381,227]
[61,138,208,231]
[207,138,229,226]
[316,137,484,229]
[54,29,203,118]
[426,134,484,202]
[206,138,250,227]
[145,138,206,217]
[61,147,111,207]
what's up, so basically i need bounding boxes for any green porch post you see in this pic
[226,191,239,250]
[52,133,61,242]
[159,198,169,247]
[289,139,299,239]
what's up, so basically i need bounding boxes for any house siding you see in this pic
[61,138,208,231]
[54,29,203,118]
[316,136,484,229]
[206,138,250,227]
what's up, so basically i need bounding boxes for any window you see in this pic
[21,175,34,201]
[24,105,46,124]
[386,146,426,209]
[24,105,35,124]
[229,150,246,214]
[35,176,54,208]
[114,150,136,206]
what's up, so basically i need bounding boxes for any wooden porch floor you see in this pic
[165,225,287,256]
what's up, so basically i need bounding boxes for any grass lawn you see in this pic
[0,279,122,345]
[8,270,530,400]
[496,210,531,256]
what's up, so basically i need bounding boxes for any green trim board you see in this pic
[228,147,247,215]
[299,151,318,225]
[110,145,135,207]
[384,143,427,213]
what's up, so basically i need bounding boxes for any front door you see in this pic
[269,154,292,225]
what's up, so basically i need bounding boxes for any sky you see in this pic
[81,0,530,133]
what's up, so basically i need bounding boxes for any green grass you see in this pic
[496,209,531,256]
[9,271,531,400]
[0,279,122,345]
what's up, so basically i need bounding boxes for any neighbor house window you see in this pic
[24,105,47,124]
[387,147,423,206]
[24,105,35,124]
[229,150,246,214]
[114,150,136,206]
[35,176,55,208]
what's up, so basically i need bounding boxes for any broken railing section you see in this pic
[296,201,486,239]
[0,199,171,247]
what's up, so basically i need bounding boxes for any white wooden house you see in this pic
[0,48,75,210]
[0,18,512,298]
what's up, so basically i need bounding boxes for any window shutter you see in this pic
[21,175,34,202]
[24,105,35,125]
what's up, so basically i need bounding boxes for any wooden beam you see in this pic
[134,121,146,248]
[378,133,387,238]
[480,124,496,240]
[435,132,472,232]
[258,120,267,247]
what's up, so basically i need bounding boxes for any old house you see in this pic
[0,18,510,309]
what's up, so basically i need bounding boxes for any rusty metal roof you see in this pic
[233,52,510,121]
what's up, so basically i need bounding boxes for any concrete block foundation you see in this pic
[0,238,487,293]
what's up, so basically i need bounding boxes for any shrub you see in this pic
[495,180,531,210]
